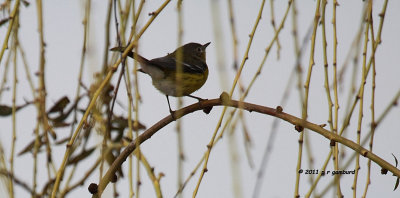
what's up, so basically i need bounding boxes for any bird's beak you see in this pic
[202,42,211,49]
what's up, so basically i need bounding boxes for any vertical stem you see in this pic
[226,2,243,196]
[128,2,137,197]
[362,8,376,197]
[176,1,184,198]
[0,0,20,65]
[353,1,372,197]
[269,0,281,59]
[320,1,336,195]
[332,0,341,197]
[9,16,19,198]
[99,0,113,188]
[295,0,320,197]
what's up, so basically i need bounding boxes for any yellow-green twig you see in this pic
[0,0,20,65]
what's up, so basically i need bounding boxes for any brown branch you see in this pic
[90,92,400,197]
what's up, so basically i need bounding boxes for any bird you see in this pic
[111,42,211,113]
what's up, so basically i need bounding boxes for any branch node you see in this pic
[298,139,303,144]
[371,122,377,129]
[111,174,118,183]
[179,153,185,161]
[275,106,283,113]
[219,92,230,105]
[203,106,213,114]
[330,140,336,147]
[361,150,368,157]
[294,125,303,132]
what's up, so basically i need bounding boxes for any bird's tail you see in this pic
[110,46,149,64]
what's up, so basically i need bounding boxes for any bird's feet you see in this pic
[169,109,176,120]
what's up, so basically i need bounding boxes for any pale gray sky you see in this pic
[1,0,400,197]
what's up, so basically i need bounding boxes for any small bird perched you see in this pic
[111,42,211,113]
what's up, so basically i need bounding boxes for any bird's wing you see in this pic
[149,56,206,74]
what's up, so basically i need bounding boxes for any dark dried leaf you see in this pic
[0,102,33,117]
[47,96,70,114]
[0,105,12,116]
[22,0,30,7]
[18,136,44,156]
[55,137,70,145]
[394,177,399,191]
[392,153,398,167]
[67,147,96,165]
[0,17,11,27]
[111,115,146,132]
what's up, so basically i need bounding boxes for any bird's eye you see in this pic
[197,47,202,52]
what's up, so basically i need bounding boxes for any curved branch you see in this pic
[90,92,400,197]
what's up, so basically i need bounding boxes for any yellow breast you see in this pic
[152,68,208,97]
